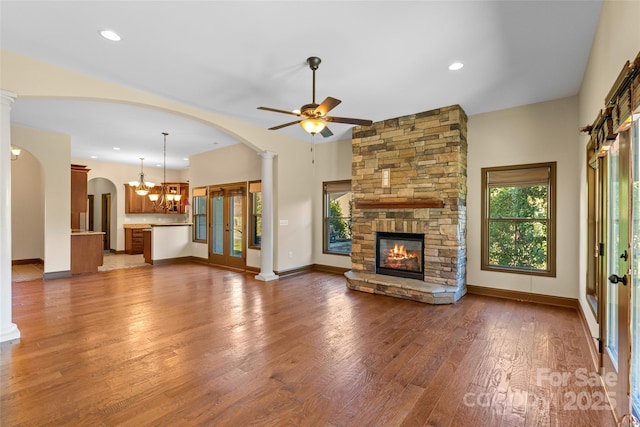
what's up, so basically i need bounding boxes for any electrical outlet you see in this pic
[288,251,293,258]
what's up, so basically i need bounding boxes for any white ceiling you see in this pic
[1,0,602,169]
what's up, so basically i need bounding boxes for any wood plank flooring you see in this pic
[1,264,616,426]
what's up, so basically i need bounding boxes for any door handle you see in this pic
[609,274,627,286]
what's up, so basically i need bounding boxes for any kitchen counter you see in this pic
[71,230,105,235]
[150,223,192,227]
[123,223,152,229]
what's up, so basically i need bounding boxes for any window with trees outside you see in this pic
[192,187,207,242]
[248,181,261,248]
[481,162,556,277]
[323,180,352,255]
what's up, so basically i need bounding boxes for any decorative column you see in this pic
[0,90,20,343]
[255,151,279,282]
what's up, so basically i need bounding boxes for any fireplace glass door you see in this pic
[376,232,424,280]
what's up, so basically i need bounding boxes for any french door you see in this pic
[208,183,246,270]
[602,131,631,419]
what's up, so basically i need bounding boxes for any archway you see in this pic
[88,177,117,251]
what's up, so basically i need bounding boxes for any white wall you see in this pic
[188,143,262,265]
[467,96,580,298]
[11,149,44,261]
[578,0,640,336]
[312,138,354,269]
[11,126,70,274]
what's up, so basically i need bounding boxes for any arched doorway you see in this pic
[88,177,117,251]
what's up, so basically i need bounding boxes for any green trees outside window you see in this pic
[324,180,352,255]
[249,181,262,248]
[481,163,556,277]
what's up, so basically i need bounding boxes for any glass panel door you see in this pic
[208,184,246,270]
[229,191,244,259]
[629,114,640,416]
[606,139,620,369]
[602,131,631,420]
[211,193,224,255]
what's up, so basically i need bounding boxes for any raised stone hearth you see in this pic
[345,271,466,304]
[345,105,468,304]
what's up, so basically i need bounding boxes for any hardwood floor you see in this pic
[2,264,615,426]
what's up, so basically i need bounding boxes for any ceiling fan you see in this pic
[258,56,373,137]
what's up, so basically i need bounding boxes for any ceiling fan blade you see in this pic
[320,126,334,137]
[315,97,342,116]
[269,120,301,130]
[326,116,373,127]
[258,106,301,117]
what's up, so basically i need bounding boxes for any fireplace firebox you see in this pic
[376,232,424,280]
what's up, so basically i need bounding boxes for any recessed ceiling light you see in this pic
[449,62,464,71]
[99,29,121,42]
[183,158,188,161]
[113,147,120,151]
[90,155,98,159]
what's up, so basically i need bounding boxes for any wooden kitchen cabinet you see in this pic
[165,183,189,214]
[125,227,145,254]
[125,182,189,214]
[125,184,157,214]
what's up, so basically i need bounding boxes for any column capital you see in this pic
[0,90,17,106]
[258,150,277,160]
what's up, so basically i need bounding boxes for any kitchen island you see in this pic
[140,223,192,265]
[70,231,105,274]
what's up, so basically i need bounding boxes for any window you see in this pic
[192,187,207,242]
[323,180,352,255]
[481,162,556,276]
[248,181,262,248]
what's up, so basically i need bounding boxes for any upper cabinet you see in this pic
[71,164,90,229]
[125,182,189,214]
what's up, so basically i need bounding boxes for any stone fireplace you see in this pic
[345,105,467,304]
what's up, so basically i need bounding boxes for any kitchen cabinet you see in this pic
[124,182,189,214]
[125,227,146,254]
[124,184,158,214]
[165,183,189,214]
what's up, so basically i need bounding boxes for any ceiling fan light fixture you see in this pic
[300,118,326,135]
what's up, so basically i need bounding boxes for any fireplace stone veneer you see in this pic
[345,105,467,304]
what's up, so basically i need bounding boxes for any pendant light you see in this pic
[128,157,154,196]
[148,132,180,211]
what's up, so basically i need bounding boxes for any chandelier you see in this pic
[128,157,154,196]
[148,132,181,211]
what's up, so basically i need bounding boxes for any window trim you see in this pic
[192,186,207,243]
[248,180,262,249]
[322,179,352,256]
[481,162,557,277]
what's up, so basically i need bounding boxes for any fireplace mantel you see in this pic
[354,200,444,209]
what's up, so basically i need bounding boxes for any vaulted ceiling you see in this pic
[1,1,602,169]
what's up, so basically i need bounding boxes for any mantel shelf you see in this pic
[354,200,444,209]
